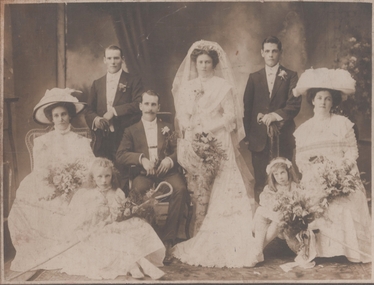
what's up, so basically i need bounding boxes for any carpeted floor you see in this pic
[4,239,371,283]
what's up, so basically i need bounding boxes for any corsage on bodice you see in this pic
[181,76,235,136]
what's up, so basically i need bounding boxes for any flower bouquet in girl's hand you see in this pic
[117,182,173,224]
[42,160,87,202]
[117,189,156,224]
[309,156,360,202]
[274,189,325,252]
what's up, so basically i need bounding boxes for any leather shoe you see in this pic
[163,253,174,266]
[163,241,174,265]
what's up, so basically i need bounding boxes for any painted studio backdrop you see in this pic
[3,1,372,260]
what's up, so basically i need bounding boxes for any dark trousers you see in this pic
[252,137,294,202]
[94,131,116,160]
[132,171,188,243]
[94,131,129,193]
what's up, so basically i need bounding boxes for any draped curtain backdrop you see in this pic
[111,4,155,90]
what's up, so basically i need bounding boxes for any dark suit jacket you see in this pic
[243,65,301,153]
[116,119,179,177]
[85,70,144,154]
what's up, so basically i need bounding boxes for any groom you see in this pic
[116,90,188,264]
[243,36,301,200]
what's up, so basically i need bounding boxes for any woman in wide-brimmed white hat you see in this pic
[8,88,95,272]
[292,68,371,263]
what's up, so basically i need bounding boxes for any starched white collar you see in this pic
[106,69,122,81]
[55,124,71,135]
[265,63,280,75]
[142,117,157,129]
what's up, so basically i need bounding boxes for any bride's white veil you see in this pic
[172,40,256,211]
[172,40,245,146]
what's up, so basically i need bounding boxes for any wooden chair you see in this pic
[25,125,95,170]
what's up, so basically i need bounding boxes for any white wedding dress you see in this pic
[173,76,260,267]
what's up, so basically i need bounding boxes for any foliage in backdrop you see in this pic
[334,35,371,120]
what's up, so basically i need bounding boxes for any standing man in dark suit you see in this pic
[85,45,144,190]
[85,45,144,160]
[243,36,301,200]
[116,90,188,264]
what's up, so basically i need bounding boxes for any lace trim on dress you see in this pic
[296,140,353,153]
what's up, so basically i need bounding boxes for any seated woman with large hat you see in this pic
[8,88,95,272]
[293,68,371,263]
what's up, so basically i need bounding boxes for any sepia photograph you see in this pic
[1,0,372,283]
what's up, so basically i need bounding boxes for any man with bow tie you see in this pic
[85,45,144,191]
[116,90,188,264]
[243,36,301,201]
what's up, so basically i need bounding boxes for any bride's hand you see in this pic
[193,124,203,134]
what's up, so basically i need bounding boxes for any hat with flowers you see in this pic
[33,88,86,124]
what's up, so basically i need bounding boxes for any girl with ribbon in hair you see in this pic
[252,157,300,262]
[172,40,259,267]
[46,158,165,280]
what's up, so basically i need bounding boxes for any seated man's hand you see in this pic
[103,108,114,121]
[193,124,203,135]
[94,117,110,133]
[156,158,172,177]
[141,157,156,176]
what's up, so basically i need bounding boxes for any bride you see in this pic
[171,40,260,267]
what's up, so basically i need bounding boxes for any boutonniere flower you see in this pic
[278,69,288,81]
[161,126,171,135]
[118,83,127,92]
[193,89,204,98]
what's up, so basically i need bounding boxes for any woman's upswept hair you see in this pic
[266,157,299,192]
[86,157,120,189]
[306,88,342,109]
[190,48,219,68]
[44,102,76,123]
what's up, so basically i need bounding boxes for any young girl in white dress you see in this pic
[253,157,300,261]
[46,158,166,280]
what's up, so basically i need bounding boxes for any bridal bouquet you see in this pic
[309,156,360,202]
[191,132,227,186]
[177,131,227,234]
[43,160,87,201]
